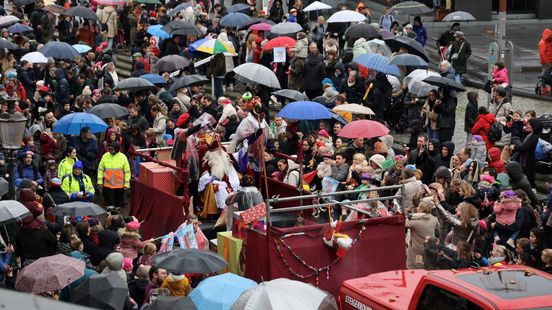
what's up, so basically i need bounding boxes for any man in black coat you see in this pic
[303,50,326,99]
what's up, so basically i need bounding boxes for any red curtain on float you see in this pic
[244,216,406,296]
[130,179,187,240]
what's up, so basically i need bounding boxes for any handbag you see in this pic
[450,42,465,61]
[100,11,113,32]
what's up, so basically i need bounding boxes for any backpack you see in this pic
[488,122,503,142]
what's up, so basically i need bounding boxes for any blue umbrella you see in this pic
[72,44,92,54]
[386,53,428,68]
[147,24,172,39]
[168,2,192,16]
[353,53,401,77]
[53,113,108,135]
[277,101,334,120]
[141,73,167,84]
[220,12,251,28]
[189,273,256,310]
[39,41,80,60]
[7,23,33,34]
[227,3,250,13]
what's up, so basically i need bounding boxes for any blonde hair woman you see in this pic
[434,200,479,250]
[347,153,371,180]
[406,200,439,269]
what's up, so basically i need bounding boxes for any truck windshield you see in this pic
[416,284,483,310]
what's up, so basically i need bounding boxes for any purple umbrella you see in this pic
[15,254,85,293]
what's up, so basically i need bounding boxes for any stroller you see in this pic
[535,67,552,96]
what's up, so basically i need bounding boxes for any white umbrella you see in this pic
[21,51,48,64]
[0,200,31,226]
[327,10,367,23]
[0,16,20,28]
[232,278,337,310]
[404,70,440,97]
[270,22,303,35]
[366,39,393,57]
[303,1,332,12]
[333,103,374,115]
[233,63,281,89]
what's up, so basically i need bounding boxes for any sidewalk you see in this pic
[363,1,552,101]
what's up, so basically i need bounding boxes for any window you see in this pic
[417,285,483,310]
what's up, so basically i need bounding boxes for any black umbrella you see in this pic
[0,287,91,310]
[88,103,129,119]
[384,35,429,61]
[72,273,128,310]
[12,0,36,6]
[344,23,379,41]
[149,296,197,310]
[0,200,32,226]
[169,75,209,92]
[390,0,433,15]
[155,55,191,72]
[227,3,251,13]
[272,89,308,101]
[39,41,80,60]
[152,248,228,274]
[0,38,16,50]
[423,75,466,92]
[64,6,99,21]
[51,202,106,217]
[113,77,155,92]
[162,20,200,36]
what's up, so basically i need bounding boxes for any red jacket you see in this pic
[39,133,58,158]
[539,28,552,64]
[488,147,506,173]
[472,113,497,150]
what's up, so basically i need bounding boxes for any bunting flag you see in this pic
[175,223,198,249]
[159,233,175,253]
[303,170,318,184]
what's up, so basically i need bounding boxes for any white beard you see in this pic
[204,150,232,180]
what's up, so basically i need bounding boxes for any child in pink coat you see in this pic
[493,190,521,248]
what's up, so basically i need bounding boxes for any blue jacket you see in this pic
[15,163,43,187]
[55,69,70,104]
[70,136,99,171]
[0,253,12,284]
[413,24,427,47]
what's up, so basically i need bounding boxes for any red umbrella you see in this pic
[249,22,273,32]
[338,120,390,139]
[15,254,85,293]
[262,36,297,51]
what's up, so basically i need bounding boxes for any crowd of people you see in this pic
[0,0,551,307]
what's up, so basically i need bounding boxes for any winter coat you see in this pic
[117,230,145,259]
[435,95,457,130]
[339,78,366,104]
[506,162,538,207]
[488,147,506,173]
[464,92,478,132]
[288,56,306,91]
[539,28,552,64]
[413,23,427,46]
[70,136,99,172]
[352,38,371,60]
[207,53,226,77]
[448,38,471,74]
[98,6,117,38]
[406,213,439,269]
[494,197,521,226]
[55,69,70,103]
[331,163,350,182]
[17,226,57,263]
[492,67,509,85]
[303,56,325,91]
[152,113,167,144]
[471,113,496,150]
[283,159,301,187]
[512,131,539,185]
[397,176,423,212]
[490,98,511,119]
[295,37,309,59]
[470,141,487,163]
[127,115,149,133]
[102,252,127,285]
[435,203,479,246]
[15,163,43,187]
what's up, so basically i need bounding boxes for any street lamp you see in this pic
[0,95,28,199]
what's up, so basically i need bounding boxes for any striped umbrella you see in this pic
[195,39,235,54]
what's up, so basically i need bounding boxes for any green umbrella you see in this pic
[135,0,161,4]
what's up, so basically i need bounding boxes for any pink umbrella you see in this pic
[15,254,85,293]
[338,120,390,139]
[248,22,273,32]
[98,0,126,5]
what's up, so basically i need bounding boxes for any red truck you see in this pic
[339,266,552,310]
